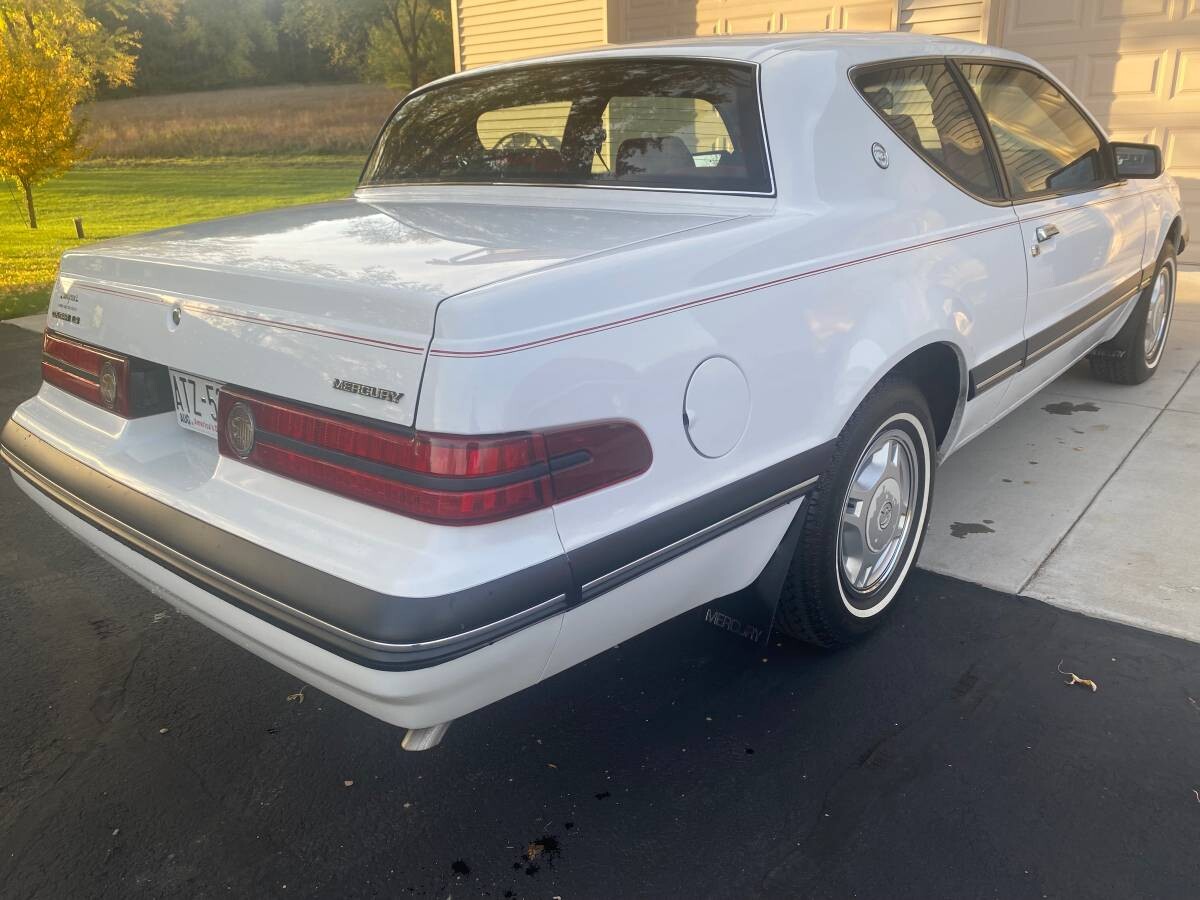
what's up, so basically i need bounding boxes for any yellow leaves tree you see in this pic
[0,1,139,229]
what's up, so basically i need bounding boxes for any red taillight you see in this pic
[42,331,131,415]
[217,388,652,525]
[41,331,174,418]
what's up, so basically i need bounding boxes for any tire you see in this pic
[776,376,936,648]
[1089,245,1177,385]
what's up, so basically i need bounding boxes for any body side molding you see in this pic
[968,269,1146,397]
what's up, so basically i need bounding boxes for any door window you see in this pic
[853,62,1000,200]
[959,64,1108,198]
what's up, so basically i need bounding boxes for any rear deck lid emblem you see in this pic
[332,378,404,405]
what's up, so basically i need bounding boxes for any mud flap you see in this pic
[700,498,806,648]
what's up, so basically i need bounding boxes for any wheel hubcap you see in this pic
[1144,263,1174,365]
[839,428,919,595]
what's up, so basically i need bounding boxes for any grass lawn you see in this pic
[1,156,362,320]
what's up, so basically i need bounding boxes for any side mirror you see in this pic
[1111,142,1163,179]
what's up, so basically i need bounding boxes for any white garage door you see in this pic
[998,0,1200,262]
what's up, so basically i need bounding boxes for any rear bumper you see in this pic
[1,419,571,671]
[10,467,563,729]
[2,414,830,725]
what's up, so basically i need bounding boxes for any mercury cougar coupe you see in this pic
[3,34,1184,749]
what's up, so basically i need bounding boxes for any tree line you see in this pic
[1,0,453,228]
[110,0,453,96]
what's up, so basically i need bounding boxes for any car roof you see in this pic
[423,32,1035,90]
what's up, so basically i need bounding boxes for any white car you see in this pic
[3,34,1184,749]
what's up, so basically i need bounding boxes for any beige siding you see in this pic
[898,0,985,41]
[453,2,987,70]
[619,0,699,41]
[617,1,896,39]
[454,0,607,70]
[615,2,985,42]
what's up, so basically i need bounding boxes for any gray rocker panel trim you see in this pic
[969,268,1145,397]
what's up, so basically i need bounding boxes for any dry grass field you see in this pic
[80,83,403,158]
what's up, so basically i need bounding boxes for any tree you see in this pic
[285,0,452,91]
[0,1,147,228]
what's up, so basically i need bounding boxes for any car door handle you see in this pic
[1035,224,1060,243]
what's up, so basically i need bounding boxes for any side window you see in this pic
[853,62,1000,200]
[960,64,1107,198]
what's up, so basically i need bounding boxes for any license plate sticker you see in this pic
[169,369,222,438]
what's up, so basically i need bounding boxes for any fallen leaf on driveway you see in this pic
[1057,660,1098,692]
[286,686,307,703]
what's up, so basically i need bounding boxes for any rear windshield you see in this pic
[360,58,772,194]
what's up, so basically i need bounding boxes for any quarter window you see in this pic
[960,64,1107,198]
[853,62,1000,200]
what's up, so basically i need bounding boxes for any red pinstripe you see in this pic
[66,194,1136,362]
[430,219,1019,359]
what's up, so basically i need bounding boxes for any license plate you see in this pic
[169,369,222,438]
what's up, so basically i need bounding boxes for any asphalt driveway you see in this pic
[1,323,1199,899]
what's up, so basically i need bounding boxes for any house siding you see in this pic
[451,2,987,70]
[453,0,607,70]
[898,0,986,42]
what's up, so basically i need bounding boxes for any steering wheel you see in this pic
[491,131,553,151]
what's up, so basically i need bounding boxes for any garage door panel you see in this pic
[1025,54,1079,86]
[1007,0,1191,36]
[1002,0,1200,265]
[1164,126,1200,172]
[837,1,896,30]
[1097,0,1171,25]
[693,2,896,36]
[1163,127,1200,262]
[1108,126,1159,144]
[1001,43,1200,112]
[1086,51,1166,102]
[1171,48,1200,97]
[1008,0,1084,32]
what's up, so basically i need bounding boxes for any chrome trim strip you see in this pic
[973,358,1023,393]
[2,443,565,654]
[1024,286,1139,365]
[581,475,817,600]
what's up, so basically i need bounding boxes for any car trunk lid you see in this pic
[53,196,736,427]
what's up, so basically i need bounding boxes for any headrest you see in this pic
[616,136,695,178]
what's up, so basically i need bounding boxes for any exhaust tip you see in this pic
[401,721,452,751]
